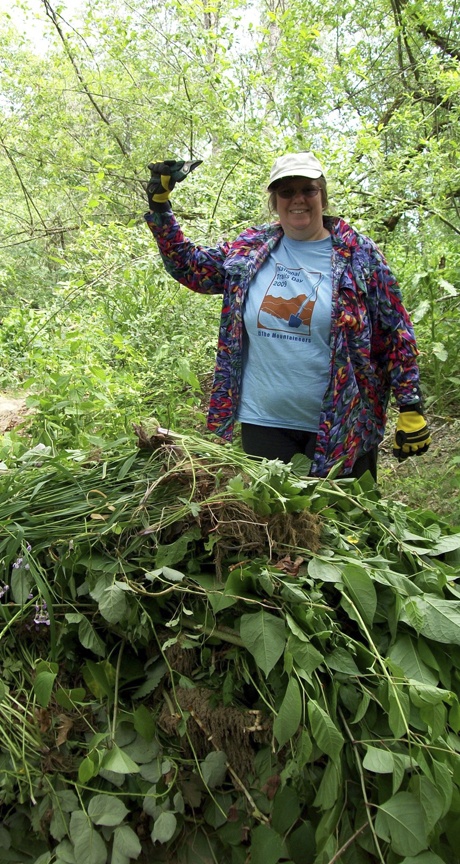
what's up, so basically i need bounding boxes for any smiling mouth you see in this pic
[289,208,309,214]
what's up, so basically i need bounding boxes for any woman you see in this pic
[144,152,430,479]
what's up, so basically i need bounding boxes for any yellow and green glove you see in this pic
[393,406,431,461]
[146,159,202,208]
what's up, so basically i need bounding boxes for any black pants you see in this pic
[240,423,378,481]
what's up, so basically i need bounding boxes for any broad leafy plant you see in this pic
[0,433,460,863]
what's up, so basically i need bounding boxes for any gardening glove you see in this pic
[146,159,202,208]
[393,406,431,461]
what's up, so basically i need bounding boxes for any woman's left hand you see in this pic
[393,410,431,461]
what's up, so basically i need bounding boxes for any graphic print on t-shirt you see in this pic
[257,263,323,336]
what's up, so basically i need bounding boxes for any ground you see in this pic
[0,395,30,433]
[376,412,460,521]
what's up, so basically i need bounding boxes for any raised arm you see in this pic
[144,159,230,295]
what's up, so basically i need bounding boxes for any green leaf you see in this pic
[177,358,201,391]
[409,776,444,834]
[285,613,310,641]
[143,784,161,817]
[271,786,302,834]
[33,670,57,707]
[56,687,87,709]
[69,811,107,864]
[392,753,408,794]
[11,566,33,604]
[78,753,100,784]
[87,794,129,826]
[409,681,454,707]
[117,452,138,480]
[288,635,324,678]
[50,808,69,842]
[100,744,140,775]
[274,677,302,748]
[56,790,79,813]
[341,564,377,626]
[313,758,341,810]
[388,685,410,738]
[351,691,370,724]
[78,616,106,656]
[438,278,457,296]
[411,300,430,323]
[155,529,201,568]
[151,812,177,844]
[295,727,313,768]
[83,660,116,701]
[427,533,460,556]
[363,745,395,773]
[326,647,360,675]
[132,660,167,698]
[161,566,186,582]
[112,826,142,864]
[399,855,445,864]
[375,792,428,857]
[98,582,128,624]
[290,452,312,476]
[249,825,284,864]
[432,342,448,362]
[200,751,227,789]
[122,734,160,765]
[400,595,460,644]
[308,558,342,583]
[387,635,438,685]
[54,840,76,864]
[287,822,315,864]
[240,610,286,676]
[204,792,229,829]
[315,799,342,852]
[307,700,343,763]
[432,760,453,816]
[133,705,156,741]
[140,760,162,784]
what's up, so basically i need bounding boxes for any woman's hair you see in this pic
[268,175,328,215]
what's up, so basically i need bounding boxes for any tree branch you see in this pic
[416,22,460,60]
[0,138,47,231]
[42,0,129,158]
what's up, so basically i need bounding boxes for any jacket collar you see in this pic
[223,216,359,273]
[223,222,283,276]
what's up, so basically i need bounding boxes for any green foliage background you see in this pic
[1,0,460,440]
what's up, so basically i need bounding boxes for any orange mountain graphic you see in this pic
[259,293,315,327]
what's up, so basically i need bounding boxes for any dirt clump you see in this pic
[0,395,31,433]
[158,686,271,774]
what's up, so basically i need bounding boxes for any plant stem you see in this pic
[180,619,244,647]
[339,709,386,864]
[326,822,368,864]
[111,638,126,740]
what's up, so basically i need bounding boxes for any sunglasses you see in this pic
[276,186,321,199]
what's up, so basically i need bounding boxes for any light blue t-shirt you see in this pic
[237,234,333,431]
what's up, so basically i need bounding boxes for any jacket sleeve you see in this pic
[145,207,231,295]
[367,240,423,408]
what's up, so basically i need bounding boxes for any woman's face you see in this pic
[274,177,328,241]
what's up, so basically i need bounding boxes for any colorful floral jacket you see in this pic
[145,208,421,476]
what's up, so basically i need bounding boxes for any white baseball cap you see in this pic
[267,151,325,188]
